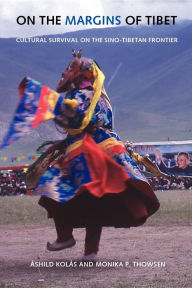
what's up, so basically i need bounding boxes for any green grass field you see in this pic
[0,195,49,226]
[0,190,192,226]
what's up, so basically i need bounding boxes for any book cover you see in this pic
[0,1,191,287]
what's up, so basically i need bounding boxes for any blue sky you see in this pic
[0,0,191,37]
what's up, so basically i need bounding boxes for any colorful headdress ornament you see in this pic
[72,48,82,58]
[64,49,106,135]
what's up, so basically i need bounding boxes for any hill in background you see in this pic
[0,22,192,157]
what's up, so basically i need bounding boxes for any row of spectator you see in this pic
[1,170,192,196]
[148,176,192,191]
[0,170,27,196]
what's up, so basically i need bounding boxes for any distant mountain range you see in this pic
[0,22,192,158]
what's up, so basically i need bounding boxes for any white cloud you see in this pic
[0,0,191,37]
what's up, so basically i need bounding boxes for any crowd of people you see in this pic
[0,170,27,196]
[0,169,192,196]
[148,176,192,191]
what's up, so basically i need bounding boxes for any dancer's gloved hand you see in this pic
[26,153,54,188]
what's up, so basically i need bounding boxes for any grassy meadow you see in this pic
[0,190,192,226]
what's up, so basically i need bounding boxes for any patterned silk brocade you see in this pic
[35,81,156,208]
[0,55,160,228]
[1,60,159,227]
[35,129,153,204]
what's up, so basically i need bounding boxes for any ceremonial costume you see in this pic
[26,50,159,258]
[4,49,157,258]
